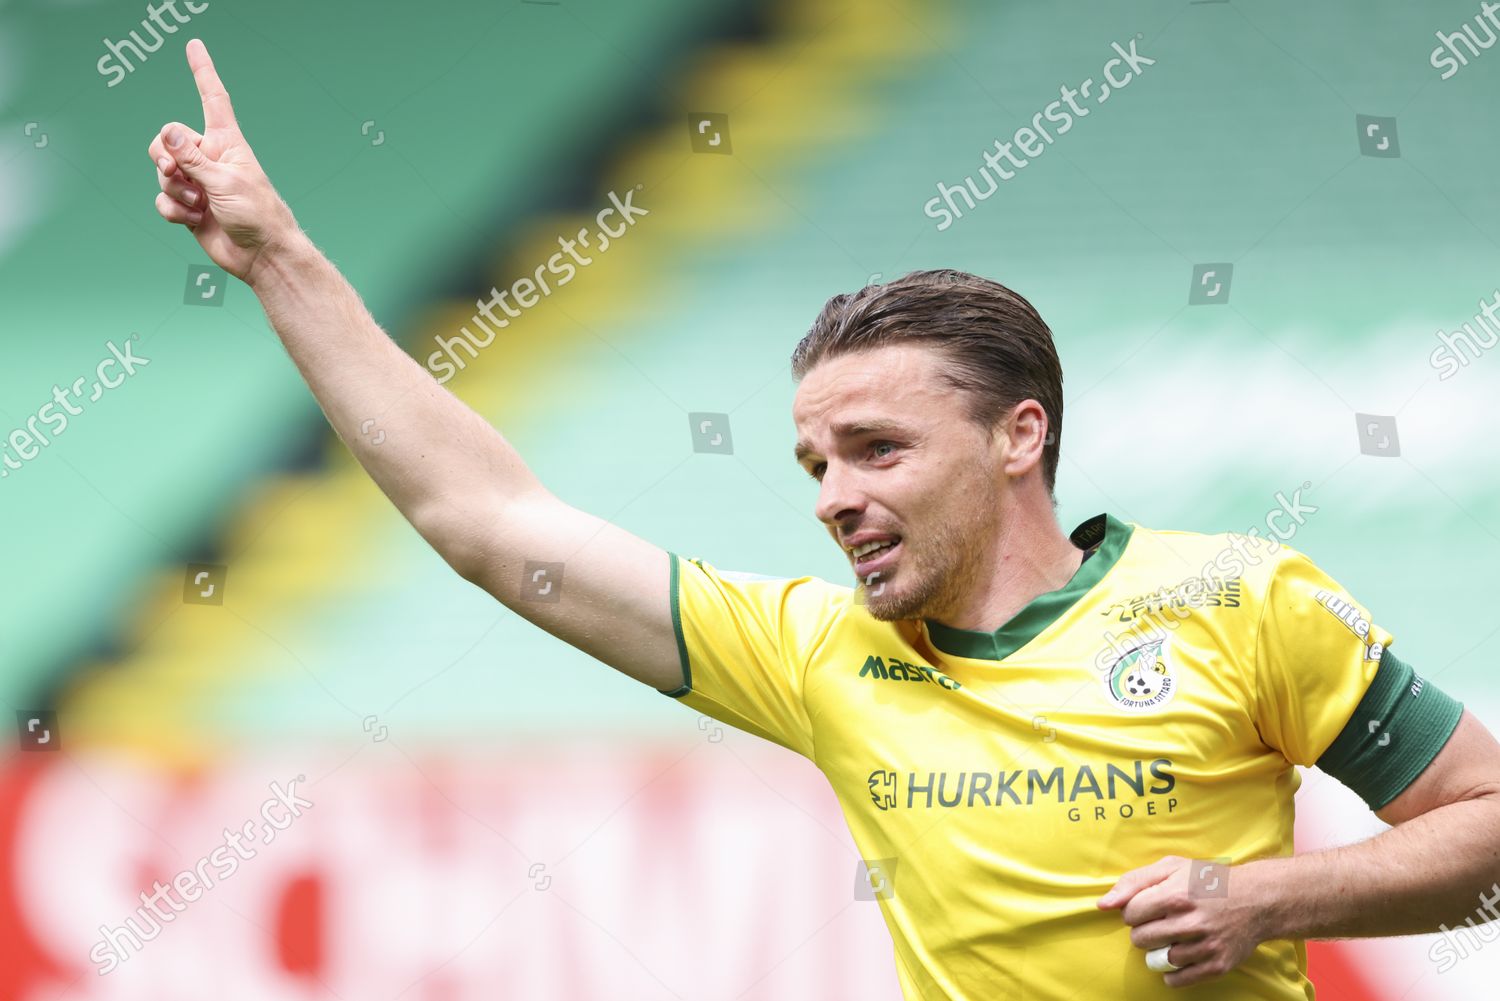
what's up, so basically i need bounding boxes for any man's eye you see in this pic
[810,463,826,480]
[872,442,897,459]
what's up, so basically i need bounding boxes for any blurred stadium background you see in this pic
[2,0,1498,997]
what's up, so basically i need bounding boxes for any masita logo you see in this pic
[858,655,961,690]
[1101,634,1178,713]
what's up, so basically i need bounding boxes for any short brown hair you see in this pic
[790,269,1064,500]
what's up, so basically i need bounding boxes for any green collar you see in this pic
[922,512,1134,662]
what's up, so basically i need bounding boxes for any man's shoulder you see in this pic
[675,554,859,627]
[678,553,854,592]
[1118,520,1296,595]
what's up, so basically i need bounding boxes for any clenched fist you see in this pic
[148,39,301,286]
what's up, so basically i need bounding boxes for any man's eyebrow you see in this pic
[793,419,907,463]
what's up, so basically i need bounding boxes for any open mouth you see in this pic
[852,537,901,579]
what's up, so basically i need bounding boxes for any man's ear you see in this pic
[998,400,1048,474]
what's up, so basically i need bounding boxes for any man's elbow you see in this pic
[409,502,491,584]
[1458,782,1500,807]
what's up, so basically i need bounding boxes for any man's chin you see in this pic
[857,582,919,622]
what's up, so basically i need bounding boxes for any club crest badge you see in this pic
[1102,634,1178,713]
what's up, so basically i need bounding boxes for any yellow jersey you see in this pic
[662,512,1462,1000]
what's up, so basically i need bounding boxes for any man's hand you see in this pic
[1096,855,1267,988]
[147,38,300,286]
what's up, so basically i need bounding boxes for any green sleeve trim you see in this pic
[658,550,692,698]
[1315,648,1464,811]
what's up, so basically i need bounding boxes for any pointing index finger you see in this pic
[186,38,237,131]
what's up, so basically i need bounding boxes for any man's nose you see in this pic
[814,465,862,527]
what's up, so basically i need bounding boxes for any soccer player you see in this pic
[148,38,1500,999]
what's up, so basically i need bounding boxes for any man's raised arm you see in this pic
[147,39,683,692]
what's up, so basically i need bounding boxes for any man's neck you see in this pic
[935,511,1084,634]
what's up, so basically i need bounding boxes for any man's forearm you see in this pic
[1245,793,1500,940]
[247,232,543,569]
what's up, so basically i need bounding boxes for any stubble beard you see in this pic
[860,473,1001,624]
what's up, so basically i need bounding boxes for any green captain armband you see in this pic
[1315,648,1465,812]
